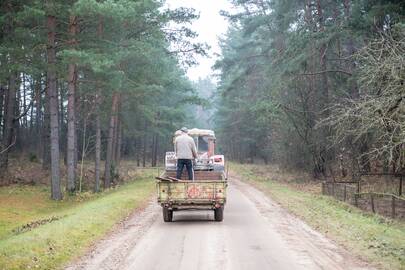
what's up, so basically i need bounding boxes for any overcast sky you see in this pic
[165,0,233,81]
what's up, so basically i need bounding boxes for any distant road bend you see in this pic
[67,176,373,270]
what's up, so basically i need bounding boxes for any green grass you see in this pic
[231,163,405,270]
[0,169,157,270]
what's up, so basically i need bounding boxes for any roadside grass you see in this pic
[231,163,405,270]
[0,168,157,270]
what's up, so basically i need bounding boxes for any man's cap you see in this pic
[180,127,188,133]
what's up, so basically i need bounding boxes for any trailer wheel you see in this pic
[214,206,224,222]
[163,208,173,222]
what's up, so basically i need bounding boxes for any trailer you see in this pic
[156,170,227,222]
[157,128,227,222]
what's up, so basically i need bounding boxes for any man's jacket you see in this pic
[175,134,198,159]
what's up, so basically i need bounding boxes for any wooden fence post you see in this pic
[391,196,396,218]
[354,193,358,207]
[370,194,375,213]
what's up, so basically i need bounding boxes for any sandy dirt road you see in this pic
[67,177,373,270]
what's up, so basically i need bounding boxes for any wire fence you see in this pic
[322,181,405,219]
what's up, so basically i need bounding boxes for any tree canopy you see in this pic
[214,0,405,177]
[0,0,206,199]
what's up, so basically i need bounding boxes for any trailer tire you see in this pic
[163,208,173,222]
[214,206,224,222]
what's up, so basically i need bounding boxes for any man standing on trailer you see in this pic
[175,127,198,180]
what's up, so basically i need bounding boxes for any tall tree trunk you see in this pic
[35,77,43,158]
[0,73,17,175]
[151,133,156,167]
[111,113,118,165]
[113,119,122,177]
[59,81,65,157]
[342,0,359,99]
[47,14,62,200]
[136,138,140,167]
[152,112,160,167]
[0,86,4,137]
[94,107,101,192]
[94,17,103,192]
[35,76,44,158]
[342,0,361,174]
[116,119,122,169]
[29,78,34,132]
[316,0,329,109]
[111,95,120,179]
[142,121,147,167]
[59,81,64,132]
[152,133,159,167]
[14,77,20,150]
[42,85,51,169]
[22,74,27,129]
[313,0,329,178]
[104,92,119,188]
[79,116,87,193]
[66,15,78,193]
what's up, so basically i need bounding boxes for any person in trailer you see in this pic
[174,127,198,180]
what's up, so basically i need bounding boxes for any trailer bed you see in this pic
[156,170,227,222]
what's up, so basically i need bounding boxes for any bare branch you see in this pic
[298,70,352,76]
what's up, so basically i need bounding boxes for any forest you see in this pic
[1,1,405,269]
[1,0,405,200]
[0,0,207,200]
[214,0,405,179]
